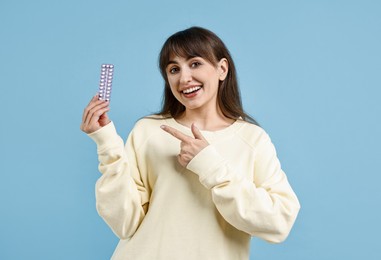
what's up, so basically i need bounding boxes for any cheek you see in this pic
[167,78,179,93]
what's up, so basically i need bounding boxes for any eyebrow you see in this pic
[167,60,179,66]
[166,56,199,68]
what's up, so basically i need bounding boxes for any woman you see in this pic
[81,26,300,260]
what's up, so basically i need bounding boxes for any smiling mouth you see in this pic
[182,86,202,94]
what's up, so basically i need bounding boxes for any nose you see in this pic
[179,67,192,85]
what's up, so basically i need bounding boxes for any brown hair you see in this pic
[157,26,258,125]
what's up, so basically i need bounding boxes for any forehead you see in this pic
[166,55,213,68]
[168,54,193,63]
[164,42,216,64]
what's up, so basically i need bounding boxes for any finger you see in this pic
[160,125,192,142]
[85,94,100,113]
[90,93,98,103]
[82,96,95,124]
[177,154,184,167]
[82,105,110,133]
[88,106,110,128]
[191,123,207,141]
[82,96,105,124]
[177,154,187,167]
[85,94,98,107]
[83,100,109,126]
[83,101,109,128]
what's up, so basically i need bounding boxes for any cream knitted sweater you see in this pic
[88,116,300,260]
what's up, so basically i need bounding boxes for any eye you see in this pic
[191,61,202,68]
[168,66,179,74]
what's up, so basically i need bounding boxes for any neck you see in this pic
[176,106,235,131]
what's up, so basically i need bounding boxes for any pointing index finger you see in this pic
[161,125,192,142]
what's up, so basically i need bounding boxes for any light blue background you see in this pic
[1,0,380,259]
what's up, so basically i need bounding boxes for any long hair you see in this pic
[157,26,258,125]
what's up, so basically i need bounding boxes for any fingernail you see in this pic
[160,125,165,129]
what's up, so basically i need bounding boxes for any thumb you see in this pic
[191,123,206,141]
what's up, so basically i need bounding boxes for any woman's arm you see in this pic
[89,123,149,239]
[81,96,148,239]
[187,131,300,243]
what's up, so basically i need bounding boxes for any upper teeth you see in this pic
[183,86,201,94]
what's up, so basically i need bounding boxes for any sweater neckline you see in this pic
[164,117,244,142]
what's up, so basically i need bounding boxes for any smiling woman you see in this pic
[80,26,300,260]
[163,55,227,122]
[158,27,259,126]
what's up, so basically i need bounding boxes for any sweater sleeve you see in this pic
[186,131,300,243]
[88,122,149,239]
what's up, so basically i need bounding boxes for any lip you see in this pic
[181,85,203,98]
[180,85,202,93]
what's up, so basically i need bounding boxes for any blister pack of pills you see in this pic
[98,64,114,101]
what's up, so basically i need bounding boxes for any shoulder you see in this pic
[133,114,168,129]
[235,120,271,149]
[128,114,171,146]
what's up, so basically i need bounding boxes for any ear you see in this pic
[218,58,229,81]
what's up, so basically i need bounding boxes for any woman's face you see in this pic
[165,55,228,113]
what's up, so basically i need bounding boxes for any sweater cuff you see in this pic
[187,145,227,189]
[87,122,119,147]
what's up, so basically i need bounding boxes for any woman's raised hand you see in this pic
[161,123,209,167]
[80,95,111,134]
